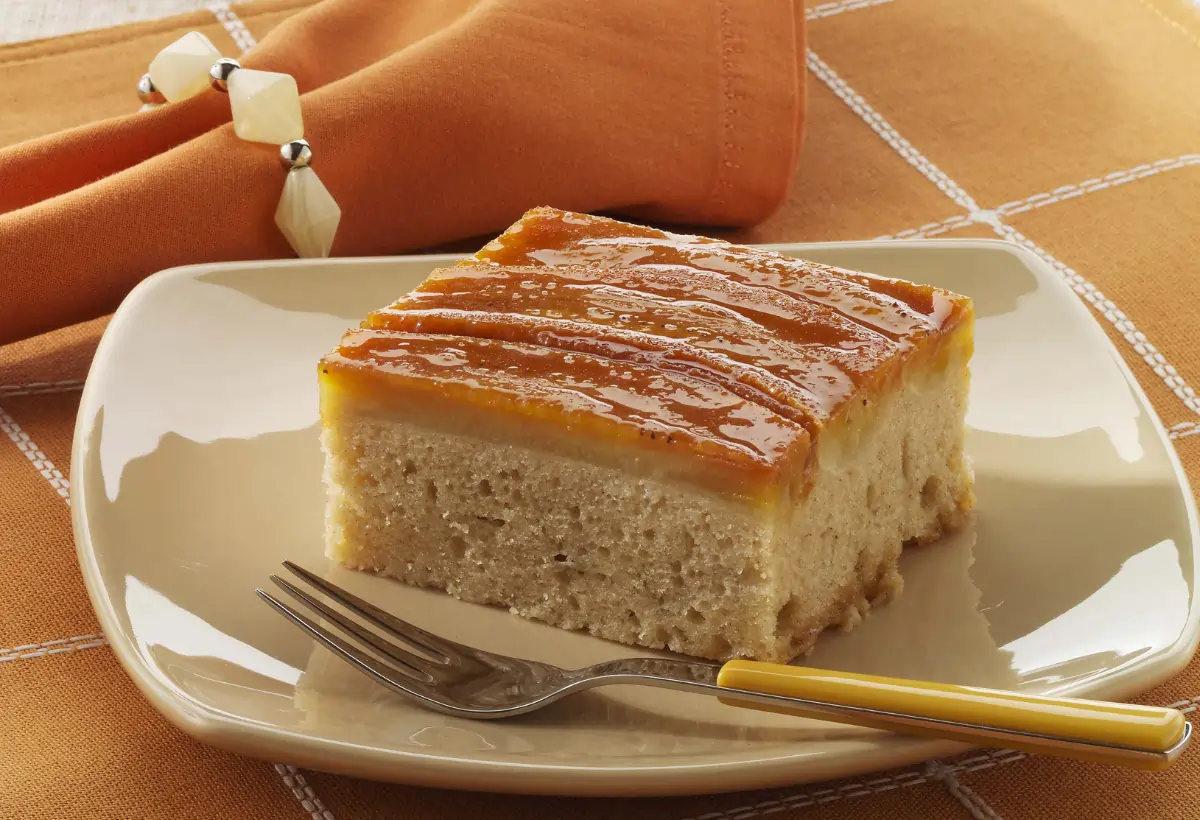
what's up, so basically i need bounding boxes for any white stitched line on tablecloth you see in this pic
[0,404,71,505]
[208,2,258,53]
[275,764,335,820]
[927,761,1005,820]
[879,155,1200,241]
[808,45,1200,422]
[994,223,1200,416]
[806,0,895,22]
[948,749,1028,775]
[881,213,972,240]
[805,50,980,212]
[678,771,932,820]
[994,155,1200,218]
[0,634,108,663]
[0,380,85,399]
[1171,421,1200,440]
[674,751,1033,820]
[1166,695,1200,713]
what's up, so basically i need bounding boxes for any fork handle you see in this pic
[715,661,1189,770]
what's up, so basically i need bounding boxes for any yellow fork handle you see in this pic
[717,661,1189,771]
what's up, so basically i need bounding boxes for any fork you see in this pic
[258,562,1191,771]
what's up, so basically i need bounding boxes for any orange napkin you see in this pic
[0,0,806,346]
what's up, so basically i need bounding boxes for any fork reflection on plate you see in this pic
[258,561,1191,771]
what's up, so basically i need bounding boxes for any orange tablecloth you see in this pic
[3,1,1200,817]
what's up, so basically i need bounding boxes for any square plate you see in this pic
[71,240,1200,797]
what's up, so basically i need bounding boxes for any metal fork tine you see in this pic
[282,561,467,663]
[256,589,435,693]
[269,575,439,680]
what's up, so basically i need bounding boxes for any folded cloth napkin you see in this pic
[0,0,806,346]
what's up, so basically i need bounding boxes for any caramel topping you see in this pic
[473,207,965,339]
[367,307,805,425]
[367,263,902,423]
[324,207,973,496]
[322,330,808,499]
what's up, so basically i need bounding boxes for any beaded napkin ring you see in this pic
[137,32,340,259]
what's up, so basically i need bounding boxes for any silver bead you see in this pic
[137,73,166,105]
[280,139,313,169]
[209,58,242,92]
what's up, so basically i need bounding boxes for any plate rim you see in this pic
[70,237,1200,797]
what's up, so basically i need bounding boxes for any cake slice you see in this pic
[318,208,974,662]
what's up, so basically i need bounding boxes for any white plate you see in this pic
[71,240,1200,796]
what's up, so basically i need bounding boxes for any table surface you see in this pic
[2,1,1200,819]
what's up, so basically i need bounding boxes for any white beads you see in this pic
[228,69,304,145]
[141,31,339,259]
[275,167,341,259]
[147,32,222,102]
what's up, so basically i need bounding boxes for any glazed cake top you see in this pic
[321,207,972,501]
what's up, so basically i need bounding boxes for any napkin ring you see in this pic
[137,32,340,259]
